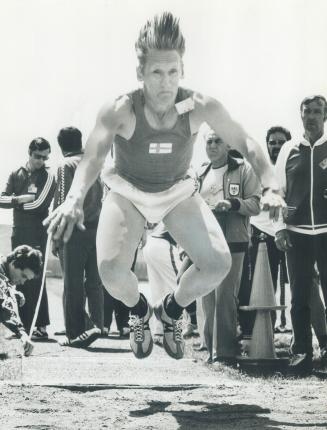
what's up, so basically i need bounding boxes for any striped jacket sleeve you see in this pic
[53,164,74,210]
[23,170,56,212]
[0,172,16,208]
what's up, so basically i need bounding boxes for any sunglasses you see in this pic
[268,140,286,146]
[206,138,222,145]
[32,153,49,161]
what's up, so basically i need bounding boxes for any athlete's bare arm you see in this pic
[190,93,285,219]
[44,96,134,242]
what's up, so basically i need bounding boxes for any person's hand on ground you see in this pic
[20,332,34,357]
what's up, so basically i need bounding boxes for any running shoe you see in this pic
[31,327,49,341]
[154,300,184,360]
[60,327,101,348]
[129,304,153,359]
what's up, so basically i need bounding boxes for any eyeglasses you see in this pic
[206,138,222,145]
[32,153,49,161]
[268,140,286,146]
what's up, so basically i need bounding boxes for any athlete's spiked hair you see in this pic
[135,12,185,66]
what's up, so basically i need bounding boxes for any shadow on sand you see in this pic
[129,400,327,430]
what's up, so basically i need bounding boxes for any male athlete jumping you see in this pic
[44,12,284,360]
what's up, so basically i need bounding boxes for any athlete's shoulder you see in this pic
[97,92,134,129]
[191,91,227,122]
[192,91,222,109]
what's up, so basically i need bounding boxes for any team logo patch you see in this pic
[229,183,240,196]
[319,158,327,170]
[28,184,37,194]
[149,143,172,154]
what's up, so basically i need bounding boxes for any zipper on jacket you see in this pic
[310,146,315,230]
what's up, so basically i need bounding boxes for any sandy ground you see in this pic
[1,278,327,430]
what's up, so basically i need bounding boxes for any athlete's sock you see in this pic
[164,293,184,320]
[186,301,197,325]
[188,311,197,325]
[130,293,148,318]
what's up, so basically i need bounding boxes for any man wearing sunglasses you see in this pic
[0,137,56,339]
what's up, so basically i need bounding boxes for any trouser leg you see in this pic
[60,230,89,339]
[214,252,244,358]
[84,228,104,332]
[287,232,315,355]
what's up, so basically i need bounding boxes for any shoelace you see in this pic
[173,318,183,343]
[129,315,144,342]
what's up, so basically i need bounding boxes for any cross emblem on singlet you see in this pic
[149,143,173,154]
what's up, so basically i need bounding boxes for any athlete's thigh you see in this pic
[163,193,228,266]
[96,191,146,268]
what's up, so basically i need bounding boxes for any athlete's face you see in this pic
[206,132,229,166]
[301,99,326,140]
[138,49,183,108]
[267,131,287,164]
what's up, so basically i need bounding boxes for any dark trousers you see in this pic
[103,291,129,331]
[250,228,288,328]
[250,227,288,292]
[238,227,288,336]
[59,227,104,340]
[12,225,50,332]
[286,231,327,355]
[238,249,255,337]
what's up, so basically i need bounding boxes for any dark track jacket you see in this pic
[275,133,327,235]
[0,164,56,228]
[53,151,103,228]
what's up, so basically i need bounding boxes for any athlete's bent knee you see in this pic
[205,247,231,285]
[98,259,129,300]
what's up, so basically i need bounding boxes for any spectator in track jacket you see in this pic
[275,95,327,372]
[0,138,55,338]
[52,127,104,348]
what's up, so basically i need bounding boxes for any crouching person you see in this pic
[0,245,43,356]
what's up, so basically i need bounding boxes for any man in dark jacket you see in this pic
[0,138,55,338]
[53,127,103,348]
[275,95,327,372]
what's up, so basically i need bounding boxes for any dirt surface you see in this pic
[1,278,327,430]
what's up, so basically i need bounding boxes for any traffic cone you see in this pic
[248,242,277,308]
[238,242,288,369]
